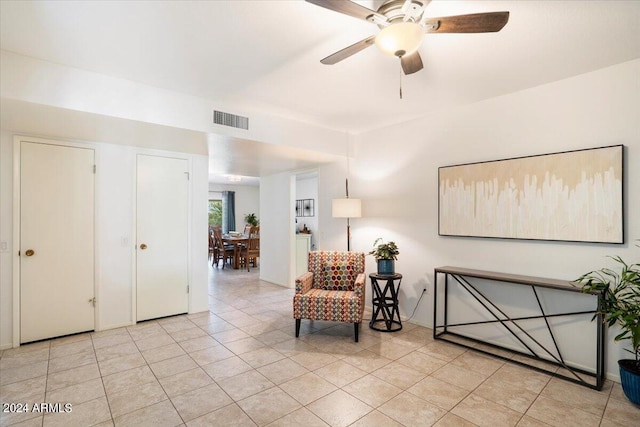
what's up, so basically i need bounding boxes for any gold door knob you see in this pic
[25,249,35,257]
[139,243,147,250]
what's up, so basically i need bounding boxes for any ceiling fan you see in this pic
[306,0,509,75]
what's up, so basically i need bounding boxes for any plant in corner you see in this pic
[578,255,640,405]
[368,238,399,275]
[244,213,259,227]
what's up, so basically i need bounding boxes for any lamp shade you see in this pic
[375,22,423,57]
[332,198,362,218]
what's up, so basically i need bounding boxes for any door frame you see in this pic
[12,135,99,347]
[132,151,193,323]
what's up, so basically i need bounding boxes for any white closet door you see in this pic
[136,154,189,321]
[20,141,95,343]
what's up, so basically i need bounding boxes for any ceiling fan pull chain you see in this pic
[399,58,403,99]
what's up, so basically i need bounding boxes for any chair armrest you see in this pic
[295,271,313,294]
[353,273,366,298]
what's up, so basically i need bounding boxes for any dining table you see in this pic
[222,234,248,269]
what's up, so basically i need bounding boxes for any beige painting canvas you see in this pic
[438,145,623,243]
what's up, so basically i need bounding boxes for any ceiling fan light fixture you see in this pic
[375,22,423,57]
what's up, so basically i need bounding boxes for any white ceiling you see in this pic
[1,1,639,182]
[206,133,341,186]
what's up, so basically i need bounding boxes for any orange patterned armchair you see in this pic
[293,251,366,342]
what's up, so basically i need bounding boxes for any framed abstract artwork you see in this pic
[438,145,623,243]
[296,199,315,217]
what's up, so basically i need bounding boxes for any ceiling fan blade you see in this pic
[305,0,386,23]
[401,51,424,75]
[424,11,509,33]
[320,35,376,65]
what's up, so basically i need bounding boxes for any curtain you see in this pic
[222,190,236,233]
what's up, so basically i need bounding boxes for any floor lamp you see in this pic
[332,178,361,251]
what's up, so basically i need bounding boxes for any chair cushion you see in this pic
[309,251,364,291]
[293,289,362,323]
[322,261,354,291]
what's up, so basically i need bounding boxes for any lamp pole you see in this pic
[345,178,352,251]
[332,178,360,252]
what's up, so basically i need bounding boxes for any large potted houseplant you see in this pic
[369,238,399,275]
[578,255,640,405]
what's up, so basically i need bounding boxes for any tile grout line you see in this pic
[94,326,126,426]
[157,317,258,426]
[134,320,186,427]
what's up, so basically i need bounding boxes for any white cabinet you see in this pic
[295,234,312,278]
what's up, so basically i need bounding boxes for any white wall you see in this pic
[338,59,640,380]
[95,143,135,329]
[190,157,209,314]
[317,161,353,252]
[0,132,209,349]
[0,131,14,348]
[259,172,295,287]
[0,51,349,158]
[209,183,260,231]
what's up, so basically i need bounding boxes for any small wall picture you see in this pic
[296,199,315,217]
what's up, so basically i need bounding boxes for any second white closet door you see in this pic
[136,154,189,321]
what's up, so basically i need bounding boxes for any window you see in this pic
[208,199,222,227]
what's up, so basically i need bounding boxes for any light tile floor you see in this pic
[1,265,639,426]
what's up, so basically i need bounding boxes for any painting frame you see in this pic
[438,145,624,244]
[296,198,315,217]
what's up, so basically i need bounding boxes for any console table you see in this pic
[369,273,403,332]
[433,266,605,390]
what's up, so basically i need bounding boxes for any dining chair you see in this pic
[208,233,215,262]
[239,226,260,271]
[212,228,234,268]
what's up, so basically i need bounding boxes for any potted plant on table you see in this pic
[577,254,640,405]
[244,213,259,227]
[369,238,399,275]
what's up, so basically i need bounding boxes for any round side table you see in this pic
[369,273,403,332]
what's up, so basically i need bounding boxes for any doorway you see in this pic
[18,139,95,343]
[136,154,189,321]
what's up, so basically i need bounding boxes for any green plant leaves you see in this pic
[578,256,640,362]
[368,238,399,261]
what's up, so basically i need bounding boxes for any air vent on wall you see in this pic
[213,110,249,130]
